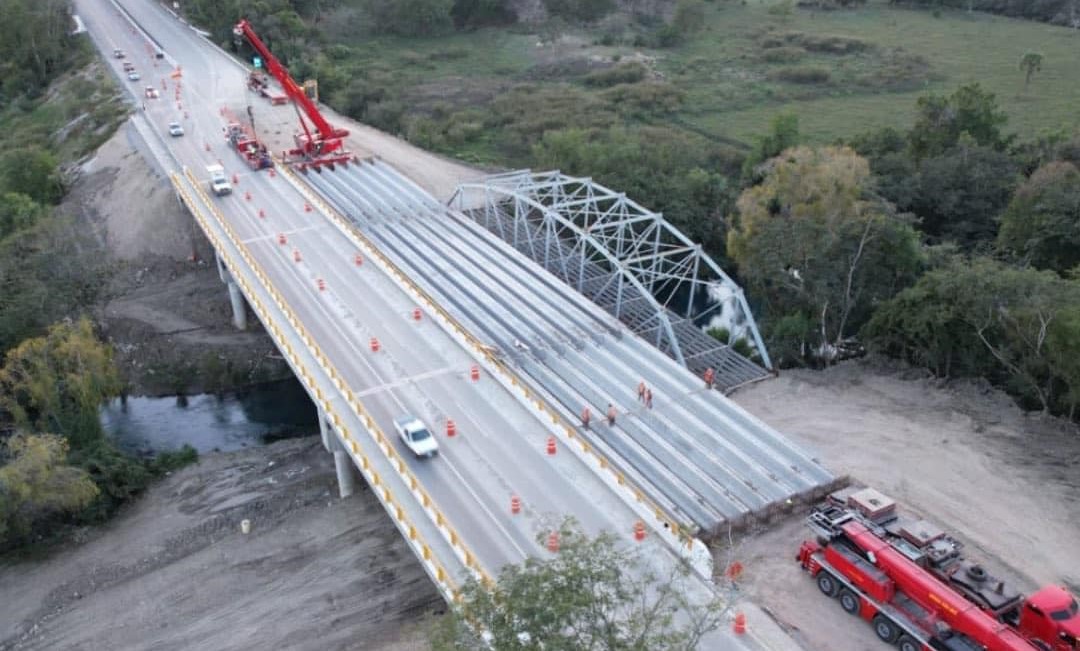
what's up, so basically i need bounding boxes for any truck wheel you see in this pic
[873,615,899,643]
[838,589,860,615]
[896,635,919,651]
[816,572,839,597]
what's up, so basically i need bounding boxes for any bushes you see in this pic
[865,257,1080,416]
[583,62,648,88]
[769,65,831,84]
[543,0,615,23]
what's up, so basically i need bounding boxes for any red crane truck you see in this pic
[232,19,352,169]
[797,487,1079,651]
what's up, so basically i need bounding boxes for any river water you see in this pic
[100,379,318,454]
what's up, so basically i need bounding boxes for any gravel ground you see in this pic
[727,359,1080,650]
[0,439,442,651]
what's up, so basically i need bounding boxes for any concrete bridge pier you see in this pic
[318,407,331,451]
[331,432,356,499]
[215,250,248,330]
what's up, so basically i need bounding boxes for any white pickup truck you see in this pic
[394,416,438,459]
[206,164,232,196]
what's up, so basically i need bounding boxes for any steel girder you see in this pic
[450,170,773,371]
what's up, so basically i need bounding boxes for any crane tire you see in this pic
[897,635,920,651]
[873,614,899,643]
[816,572,839,597]
[839,589,861,615]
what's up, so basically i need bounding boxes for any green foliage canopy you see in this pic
[997,161,1080,272]
[728,146,923,364]
[909,83,1010,159]
[864,257,1080,415]
[0,433,98,545]
[431,522,727,650]
[0,317,122,449]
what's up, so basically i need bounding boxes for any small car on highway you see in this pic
[127,71,141,81]
[394,416,438,458]
[145,86,159,99]
[168,122,184,137]
[113,48,125,58]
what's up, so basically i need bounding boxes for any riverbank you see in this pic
[0,438,441,651]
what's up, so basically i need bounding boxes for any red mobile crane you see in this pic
[798,487,1079,651]
[232,19,352,168]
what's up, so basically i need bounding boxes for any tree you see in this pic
[728,146,923,364]
[0,433,98,546]
[909,83,1010,159]
[1019,51,1044,90]
[741,112,800,182]
[451,0,515,27]
[0,317,122,449]
[0,147,64,205]
[0,192,46,240]
[431,522,729,650]
[532,126,734,257]
[865,257,1080,416]
[908,140,1018,247]
[997,161,1080,272]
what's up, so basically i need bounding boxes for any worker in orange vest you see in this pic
[606,403,617,426]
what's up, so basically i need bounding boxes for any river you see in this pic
[100,379,318,454]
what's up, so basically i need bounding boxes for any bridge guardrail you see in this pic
[173,169,491,598]
[276,160,711,575]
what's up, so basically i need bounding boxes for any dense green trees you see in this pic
[0,317,122,449]
[909,83,1009,160]
[0,0,81,102]
[905,142,1018,246]
[997,161,1080,272]
[0,434,98,544]
[532,127,734,255]
[727,146,922,364]
[432,522,727,650]
[865,258,1080,416]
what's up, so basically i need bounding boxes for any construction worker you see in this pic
[645,388,653,409]
[637,381,646,402]
[704,367,715,390]
[581,406,591,429]
[606,403,617,426]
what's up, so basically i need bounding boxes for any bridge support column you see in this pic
[318,408,330,452]
[215,251,248,330]
[332,434,356,499]
[226,281,247,331]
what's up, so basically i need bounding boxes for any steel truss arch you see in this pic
[451,170,772,383]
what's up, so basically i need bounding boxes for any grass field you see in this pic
[325,0,1080,154]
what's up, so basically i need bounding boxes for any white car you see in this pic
[168,122,184,137]
[394,416,438,458]
[127,71,140,81]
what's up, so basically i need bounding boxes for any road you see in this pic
[72,1,812,647]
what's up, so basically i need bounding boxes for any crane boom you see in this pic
[233,19,350,165]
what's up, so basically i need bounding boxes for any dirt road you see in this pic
[0,438,440,651]
[728,359,1080,650]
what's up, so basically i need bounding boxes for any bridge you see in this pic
[74,1,838,647]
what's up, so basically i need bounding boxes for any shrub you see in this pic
[583,62,648,87]
[544,0,615,22]
[761,46,806,63]
[769,65,831,84]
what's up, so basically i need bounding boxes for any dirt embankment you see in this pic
[727,359,1080,651]
[0,439,441,651]
[63,123,292,395]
